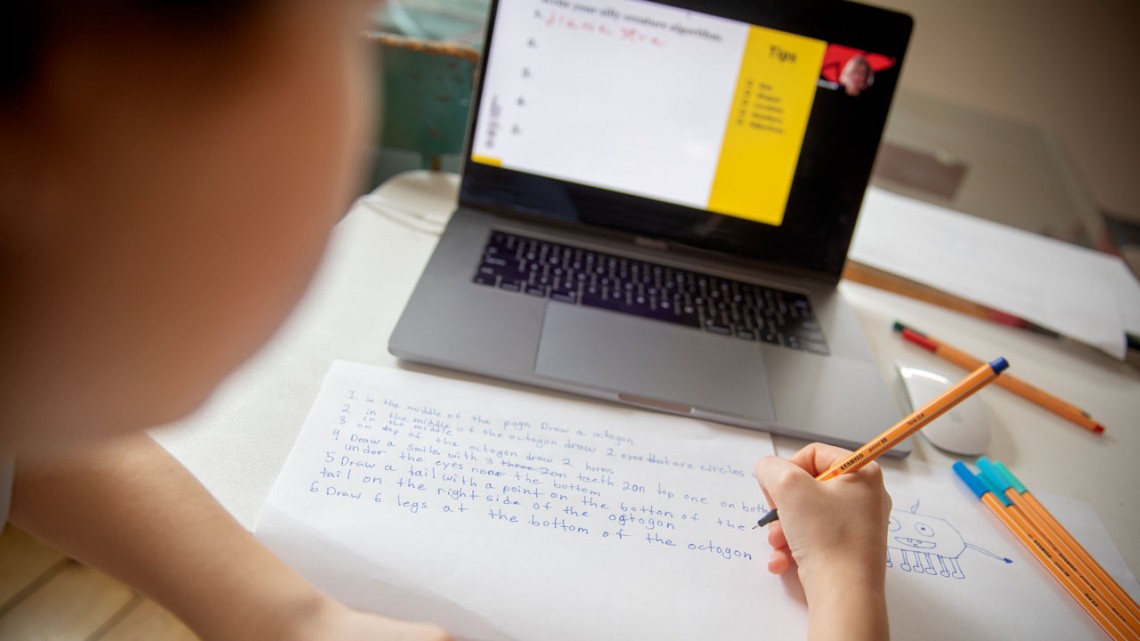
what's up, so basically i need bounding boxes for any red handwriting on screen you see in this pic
[537,10,666,46]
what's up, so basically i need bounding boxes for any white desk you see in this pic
[152,170,1140,577]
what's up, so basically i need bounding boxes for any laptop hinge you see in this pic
[633,236,669,251]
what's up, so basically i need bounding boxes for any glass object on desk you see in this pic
[372,0,489,47]
[872,89,1105,250]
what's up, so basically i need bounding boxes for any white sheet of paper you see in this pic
[1034,491,1140,604]
[257,362,1137,640]
[1109,260,1140,339]
[878,459,1138,640]
[850,187,1132,359]
[256,361,787,641]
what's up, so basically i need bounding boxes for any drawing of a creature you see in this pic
[885,501,1012,579]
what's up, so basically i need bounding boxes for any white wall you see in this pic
[873,0,1140,221]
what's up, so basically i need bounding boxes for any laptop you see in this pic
[390,0,914,455]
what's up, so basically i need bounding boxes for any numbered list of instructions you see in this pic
[265,361,775,566]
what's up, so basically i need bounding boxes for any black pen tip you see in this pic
[755,509,779,528]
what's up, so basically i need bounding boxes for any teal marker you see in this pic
[975,467,1013,507]
[992,460,1029,495]
[952,461,1011,507]
[977,458,1015,498]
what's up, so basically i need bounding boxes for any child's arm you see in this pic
[9,432,449,641]
[754,443,892,641]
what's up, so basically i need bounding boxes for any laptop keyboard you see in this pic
[472,231,828,354]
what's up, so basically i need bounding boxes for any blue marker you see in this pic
[952,461,1011,507]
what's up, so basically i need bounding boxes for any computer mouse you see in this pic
[896,365,991,455]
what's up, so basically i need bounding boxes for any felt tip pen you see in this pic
[893,321,1105,434]
[754,357,1009,529]
[954,462,1136,641]
[986,460,1140,630]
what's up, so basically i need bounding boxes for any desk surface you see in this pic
[151,170,1140,576]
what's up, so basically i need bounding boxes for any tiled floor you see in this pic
[0,526,197,640]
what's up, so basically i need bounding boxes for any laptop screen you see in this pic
[461,0,912,278]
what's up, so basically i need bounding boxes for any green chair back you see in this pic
[370,33,479,171]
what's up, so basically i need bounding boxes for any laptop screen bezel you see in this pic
[457,0,913,280]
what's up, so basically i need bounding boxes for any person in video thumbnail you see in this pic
[819,44,895,97]
[839,54,874,96]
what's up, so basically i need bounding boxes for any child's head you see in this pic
[1,0,375,447]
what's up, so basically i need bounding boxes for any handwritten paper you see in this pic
[256,361,1134,640]
[256,361,788,640]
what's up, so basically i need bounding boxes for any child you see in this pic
[0,1,892,639]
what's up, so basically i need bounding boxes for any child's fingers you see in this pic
[768,545,793,574]
[753,454,813,503]
[766,517,793,574]
[768,519,788,551]
[786,442,858,477]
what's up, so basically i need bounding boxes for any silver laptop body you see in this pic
[391,0,914,454]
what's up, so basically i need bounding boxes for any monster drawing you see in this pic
[885,501,1011,579]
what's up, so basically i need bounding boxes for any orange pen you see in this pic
[989,460,1140,629]
[976,459,1139,636]
[955,463,1135,641]
[755,357,1009,528]
[894,321,1105,434]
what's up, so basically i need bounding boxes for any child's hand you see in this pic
[283,597,452,641]
[753,443,892,599]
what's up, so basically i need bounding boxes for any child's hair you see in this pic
[1,0,265,101]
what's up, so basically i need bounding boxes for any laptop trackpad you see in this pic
[534,304,776,422]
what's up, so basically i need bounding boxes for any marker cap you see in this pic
[952,462,988,500]
[901,328,939,352]
[975,469,1012,506]
[977,458,1013,494]
[993,460,1028,494]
